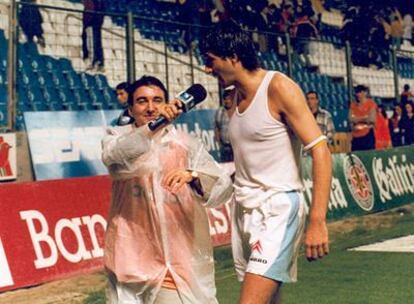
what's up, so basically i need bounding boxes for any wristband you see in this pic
[303,135,327,152]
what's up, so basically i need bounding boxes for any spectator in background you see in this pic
[350,85,377,151]
[291,7,319,66]
[115,82,134,126]
[400,101,414,145]
[82,0,105,71]
[368,14,390,68]
[19,0,45,47]
[389,104,403,147]
[389,7,404,49]
[402,13,413,44]
[306,91,335,147]
[277,3,295,33]
[215,86,235,162]
[340,5,359,44]
[177,0,201,49]
[400,84,414,107]
[375,105,392,149]
[102,75,233,304]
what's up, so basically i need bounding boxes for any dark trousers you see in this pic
[82,21,104,66]
[352,129,375,151]
[220,144,234,162]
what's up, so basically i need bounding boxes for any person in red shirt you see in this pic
[350,85,377,151]
[375,105,392,149]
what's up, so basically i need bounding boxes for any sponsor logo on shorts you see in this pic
[343,154,374,211]
[249,257,268,264]
[251,240,263,254]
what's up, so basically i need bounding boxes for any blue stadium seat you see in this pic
[31,101,49,111]
[0,73,6,86]
[58,58,73,71]
[64,71,83,90]
[0,59,6,74]
[0,85,7,104]
[43,86,62,103]
[49,101,65,111]
[94,74,110,90]
[26,86,45,103]
[57,86,76,104]
[0,103,7,126]
[0,32,8,60]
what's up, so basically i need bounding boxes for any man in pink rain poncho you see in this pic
[102,75,233,304]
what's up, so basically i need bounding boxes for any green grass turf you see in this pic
[85,207,414,304]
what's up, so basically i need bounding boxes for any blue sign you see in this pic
[24,110,218,181]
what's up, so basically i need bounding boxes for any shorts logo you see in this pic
[343,154,374,211]
[251,240,262,254]
[249,257,268,264]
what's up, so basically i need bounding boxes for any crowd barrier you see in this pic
[0,174,232,292]
[302,145,414,220]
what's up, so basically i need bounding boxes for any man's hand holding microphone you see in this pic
[148,84,207,194]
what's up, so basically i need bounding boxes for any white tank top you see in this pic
[228,71,303,208]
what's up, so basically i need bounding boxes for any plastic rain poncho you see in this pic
[101,124,233,304]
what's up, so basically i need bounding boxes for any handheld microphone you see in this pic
[148,84,207,131]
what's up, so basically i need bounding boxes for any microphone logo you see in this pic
[148,84,207,131]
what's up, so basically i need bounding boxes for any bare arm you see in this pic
[350,106,376,128]
[326,112,336,146]
[269,74,332,260]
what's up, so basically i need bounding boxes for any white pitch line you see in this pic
[349,235,414,253]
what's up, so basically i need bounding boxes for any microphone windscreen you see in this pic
[186,84,207,103]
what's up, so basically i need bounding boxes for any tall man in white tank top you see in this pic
[201,21,332,303]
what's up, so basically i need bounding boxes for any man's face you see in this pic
[116,89,128,107]
[223,88,235,110]
[129,85,166,127]
[395,105,402,116]
[406,103,413,114]
[306,92,319,114]
[355,90,367,101]
[204,52,236,87]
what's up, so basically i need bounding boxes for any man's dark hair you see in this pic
[116,82,129,91]
[306,90,319,99]
[200,20,260,71]
[222,87,234,99]
[354,84,368,93]
[404,84,410,91]
[127,75,168,106]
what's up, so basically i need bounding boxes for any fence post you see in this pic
[285,32,293,78]
[164,42,169,93]
[391,46,399,103]
[345,41,353,106]
[7,0,18,131]
[187,25,194,85]
[126,12,135,83]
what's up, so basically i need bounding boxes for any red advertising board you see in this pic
[0,176,231,292]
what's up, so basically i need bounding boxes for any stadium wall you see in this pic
[1,146,414,292]
[0,175,232,292]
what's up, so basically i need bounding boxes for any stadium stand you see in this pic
[1,0,414,134]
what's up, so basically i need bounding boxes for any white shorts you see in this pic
[231,190,306,283]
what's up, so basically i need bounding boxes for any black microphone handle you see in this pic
[147,116,168,131]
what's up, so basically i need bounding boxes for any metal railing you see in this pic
[1,1,414,131]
